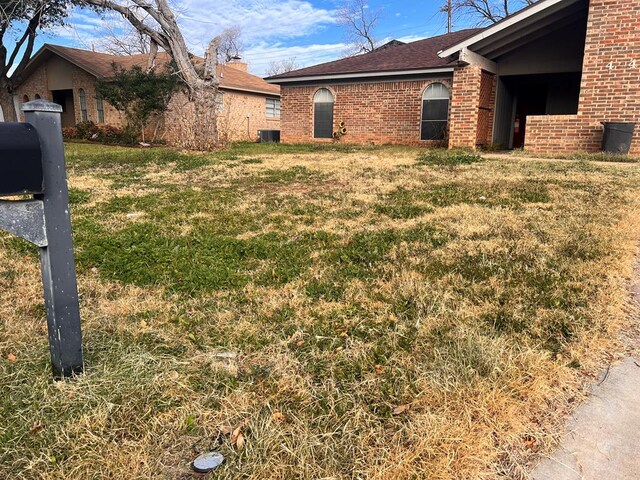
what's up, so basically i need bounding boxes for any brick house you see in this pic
[268,0,640,155]
[9,44,280,142]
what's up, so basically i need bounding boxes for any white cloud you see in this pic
[172,0,337,49]
[243,41,347,76]
[52,1,341,76]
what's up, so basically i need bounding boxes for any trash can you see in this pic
[601,122,635,154]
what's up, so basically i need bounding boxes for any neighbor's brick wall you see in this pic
[15,58,123,126]
[161,89,280,144]
[218,90,280,142]
[526,0,640,155]
[14,61,51,121]
[281,79,452,145]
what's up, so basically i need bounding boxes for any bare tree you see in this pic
[95,17,150,56]
[80,0,221,149]
[1,0,79,120]
[453,0,539,24]
[217,26,243,64]
[337,0,382,55]
[266,57,300,77]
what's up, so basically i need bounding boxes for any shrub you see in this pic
[62,127,78,140]
[64,122,138,145]
[75,121,100,140]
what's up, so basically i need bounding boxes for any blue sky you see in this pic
[32,0,469,76]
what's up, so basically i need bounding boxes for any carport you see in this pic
[440,0,590,149]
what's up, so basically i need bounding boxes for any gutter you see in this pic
[266,67,455,84]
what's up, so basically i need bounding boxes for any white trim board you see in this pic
[267,68,455,84]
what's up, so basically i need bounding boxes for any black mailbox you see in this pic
[0,122,43,196]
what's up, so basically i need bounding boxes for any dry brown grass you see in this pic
[1,143,639,479]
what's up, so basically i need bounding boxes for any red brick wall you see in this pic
[477,70,497,147]
[525,115,602,154]
[448,65,483,149]
[526,0,640,155]
[280,79,452,145]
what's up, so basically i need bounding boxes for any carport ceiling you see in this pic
[456,0,589,60]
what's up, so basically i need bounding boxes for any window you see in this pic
[313,88,334,139]
[23,95,30,103]
[96,92,105,123]
[34,94,41,100]
[79,88,88,122]
[266,97,280,119]
[421,83,450,141]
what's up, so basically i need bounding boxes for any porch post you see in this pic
[448,65,483,149]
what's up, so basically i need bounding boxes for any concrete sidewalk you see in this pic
[530,357,640,480]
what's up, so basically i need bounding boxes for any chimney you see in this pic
[227,56,248,72]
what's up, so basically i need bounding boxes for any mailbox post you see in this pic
[0,100,83,378]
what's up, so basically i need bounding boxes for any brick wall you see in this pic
[525,115,602,154]
[14,61,51,121]
[13,55,279,145]
[526,0,640,155]
[476,70,497,147]
[161,89,280,144]
[281,78,452,145]
[448,65,484,149]
[15,59,123,126]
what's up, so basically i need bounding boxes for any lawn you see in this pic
[1,143,639,479]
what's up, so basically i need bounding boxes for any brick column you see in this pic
[578,0,640,155]
[448,65,482,149]
[525,0,640,155]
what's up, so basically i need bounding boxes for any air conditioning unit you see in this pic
[257,130,281,143]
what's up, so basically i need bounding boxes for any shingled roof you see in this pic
[267,29,483,82]
[22,44,280,96]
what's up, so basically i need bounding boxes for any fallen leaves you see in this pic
[392,403,412,415]
[231,426,245,450]
[30,422,44,434]
[6,353,17,362]
[221,421,247,450]
[271,411,286,422]
[374,364,384,375]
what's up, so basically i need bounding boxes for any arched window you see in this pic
[23,94,29,103]
[314,88,334,139]
[96,92,105,123]
[421,83,450,141]
[34,94,41,100]
[79,88,88,122]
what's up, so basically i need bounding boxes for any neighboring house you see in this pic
[13,44,280,142]
[267,0,640,156]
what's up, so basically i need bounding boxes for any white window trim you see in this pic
[420,82,451,141]
[266,97,280,119]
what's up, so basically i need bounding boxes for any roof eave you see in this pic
[220,85,280,96]
[267,67,455,84]
[437,0,575,58]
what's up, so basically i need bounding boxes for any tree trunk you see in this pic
[0,80,18,122]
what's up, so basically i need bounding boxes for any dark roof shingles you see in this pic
[267,29,483,81]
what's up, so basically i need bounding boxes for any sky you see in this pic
[28,0,471,77]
